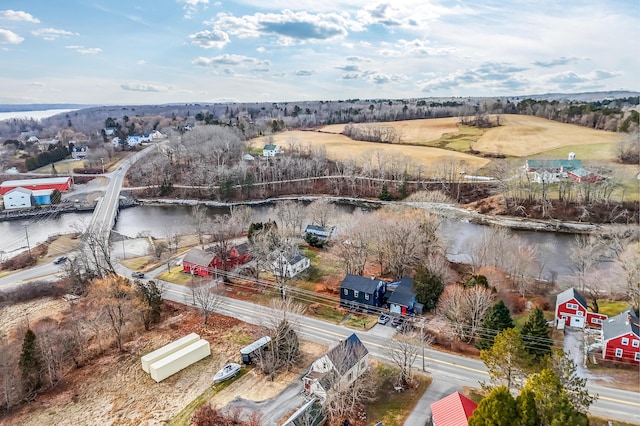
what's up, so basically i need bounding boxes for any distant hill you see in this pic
[0,104,93,113]
[514,91,639,102]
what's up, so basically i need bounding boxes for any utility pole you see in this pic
[24,225,31,257]
[101,157,105,174]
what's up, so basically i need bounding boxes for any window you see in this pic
[354,290,359,298]
[347,372,353,382]
[591,318,602,324]
[622,337,629,346]
[576,310,584,316]
[615,348,623,358]
[343,289,348,295]
[633,340,639,348]
[566,303,579,310]
[635,353,640,362]
[364,293,370,301]
[360,360,366,371]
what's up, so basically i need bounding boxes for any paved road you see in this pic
[0,261,63,290]
[152,279,640,424]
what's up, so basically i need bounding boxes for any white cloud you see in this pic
[0,29,23,44]
[256,46,266,53]
[65,45,102,55]
[192,54,271,72]
[377,39,456,57]
[210,9,362,45]
[294,69,315,76]
[121,82,169,92]
[188,29,229,49]
[137,59,146,65]
[178,0,209,19]
[0,10,40,23]
[32,27,79,41]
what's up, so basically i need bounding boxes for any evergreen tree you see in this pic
[522,307,552,360]
[480,328,531,390]
[525,369,588,426]
[412,266,445,311]
[468,386,519,426]
[476,300,514,350]
[19,329,42,395]
[515,388,540,426]
[379,183,393,201]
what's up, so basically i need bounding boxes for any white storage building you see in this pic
[149,339,211,383]
[140,332,200,373]
[3,187,32,209]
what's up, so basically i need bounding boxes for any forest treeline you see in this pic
[1,93,637,141]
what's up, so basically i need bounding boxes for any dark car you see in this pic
[131,271,145,279]
[53,256,67,264]
[391,316,404,328]
[378,314,391,325]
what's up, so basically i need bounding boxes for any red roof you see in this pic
[431,392,477,426]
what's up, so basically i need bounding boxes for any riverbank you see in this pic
[136,196,636,235]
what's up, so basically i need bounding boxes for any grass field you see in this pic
[321,117,461,143]
[473,115,623,157]
[261,130,491,173]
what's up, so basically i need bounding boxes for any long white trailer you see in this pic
[149,339,211,383]
[140,332,200,373]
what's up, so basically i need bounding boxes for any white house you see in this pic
[26,136,39,143]
[150,130,167,140]
[4,187,32,210]
[263,144,282,157]
[71,145,89,159]
[126,136,141,147]
[303,334,369,401]
[243,153,256,161]
[273,250,310,278]
[112,137,121,146]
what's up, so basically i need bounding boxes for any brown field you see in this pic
[473,115,623,157]
[320,117,461,143]
[261,130,490,173]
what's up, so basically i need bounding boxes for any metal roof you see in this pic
[182,248,216,267]
[556,287,587,309]
[0,177,72,187]
[240,336,271,355]
[602,310,640,342]
[430,392,477,426]
[387,276,415,307]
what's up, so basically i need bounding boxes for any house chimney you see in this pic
[371,275,375,280]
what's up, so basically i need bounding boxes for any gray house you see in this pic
[340,274,387,310]
[387,276,420,316]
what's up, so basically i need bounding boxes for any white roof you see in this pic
[32,189,54,196]
[7,187,32,194]
[0,177,71,188]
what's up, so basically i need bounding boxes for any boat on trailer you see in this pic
[213,363,241,383]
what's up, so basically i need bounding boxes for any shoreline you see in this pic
[136,197,636,236]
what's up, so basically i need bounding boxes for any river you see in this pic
[0,204,588,278]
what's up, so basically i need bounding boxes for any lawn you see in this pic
[259,130,490,173]
[367,363,432,426]
[597,300,630,317]
[473,115,623,157]
[157,265,208,285]
[167,367,250,426]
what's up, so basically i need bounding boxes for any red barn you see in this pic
[555,288,607,329]
[602,310,640,365]
[430,391,477,426]
[0,177,72,195]
[182,246,252,277]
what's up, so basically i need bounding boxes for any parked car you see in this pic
[131,271,145,278]
[378,314,391,325]
[53,256,67,264]
[391,316,404,328]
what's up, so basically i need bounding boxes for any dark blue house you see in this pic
[387,276,420,316]
[340,274,387,310]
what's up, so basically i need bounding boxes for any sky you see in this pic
[0,0,638,105]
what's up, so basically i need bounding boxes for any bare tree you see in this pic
[437,284,495,342]
[208,214,243,271]
[335,212,372,276]
[386,332,421,387]
[254,298,305,378]
[191,204,208,247]
[306,198,336,228]
[88,275,137,352]
[188,279,223,325]
[275,201,306,234]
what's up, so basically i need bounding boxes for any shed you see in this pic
[32,189,53,206]
[430,391,477,426]
[140,333,201,373]
[240,336,271,364]
[3,187,32,209]
[0,177,72,195]
[148,339,211,382]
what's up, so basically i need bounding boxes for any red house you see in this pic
[602,310,640,365]
[182,245,252,277]
[430,391,477,426]
[555,288,607,329]
[0,177,72,195]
